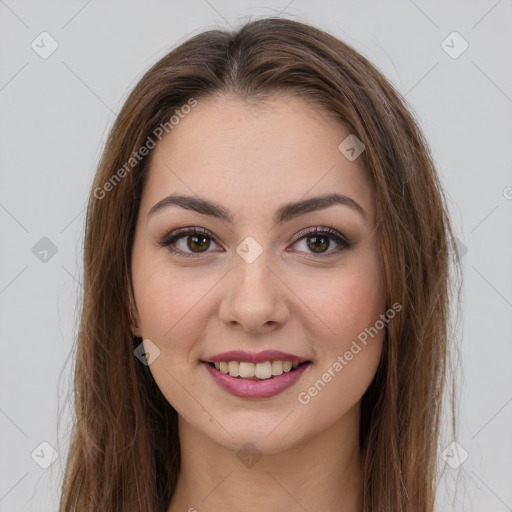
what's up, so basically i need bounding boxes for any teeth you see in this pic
[255,361,272,379]
[271,361,283,375]
[214,360,303,380]
[239,362,255,378]
[228,361,239,377]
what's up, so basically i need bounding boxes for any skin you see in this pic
[130,92,387,512]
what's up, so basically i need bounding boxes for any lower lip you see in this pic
[203,362,311,399]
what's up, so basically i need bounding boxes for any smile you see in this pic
[209,360,303,380]
[202,349,312,398]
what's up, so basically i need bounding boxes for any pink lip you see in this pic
[203,361,311,399]
[204,350,309,364]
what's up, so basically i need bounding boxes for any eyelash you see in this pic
[158,226,351,259]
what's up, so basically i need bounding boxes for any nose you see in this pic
[219,250,291,335]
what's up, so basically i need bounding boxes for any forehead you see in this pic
[141,93,374,221]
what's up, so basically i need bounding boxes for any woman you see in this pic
[59,17,460,512]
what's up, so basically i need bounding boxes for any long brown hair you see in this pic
[58,16,461,511]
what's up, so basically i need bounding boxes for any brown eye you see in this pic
[159,227,221,257]
[291,227,351,257]
[160,226,350,259]
[306,234,330,253]
[187,233,210,252]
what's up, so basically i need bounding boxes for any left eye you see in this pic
[291,227,350,256]
[159,227,350,258]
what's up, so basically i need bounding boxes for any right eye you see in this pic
[159,227,222,258]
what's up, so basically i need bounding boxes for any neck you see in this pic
[167,404,363,512]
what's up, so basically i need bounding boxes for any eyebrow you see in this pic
[147,192,366,224]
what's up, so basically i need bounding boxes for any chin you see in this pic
[200,411,312,455]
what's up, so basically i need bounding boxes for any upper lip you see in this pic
[204,350,310,364]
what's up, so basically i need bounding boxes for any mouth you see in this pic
[202,358,312,399]
[201,349,313,398]
[204,360,312,381]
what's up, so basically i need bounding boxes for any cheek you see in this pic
[137,292,211,361]
[132,247,216,344]
[131,259,216,407]
[294,245,386,403]
[296,271,386,420]
[301,247,386,349]
[296,333,383,433]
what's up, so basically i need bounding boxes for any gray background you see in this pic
[0,0,511,510]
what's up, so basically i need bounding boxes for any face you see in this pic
[130,93,387,454]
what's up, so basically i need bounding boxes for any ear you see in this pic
[129,302,142,338]
[127,275,142,337]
